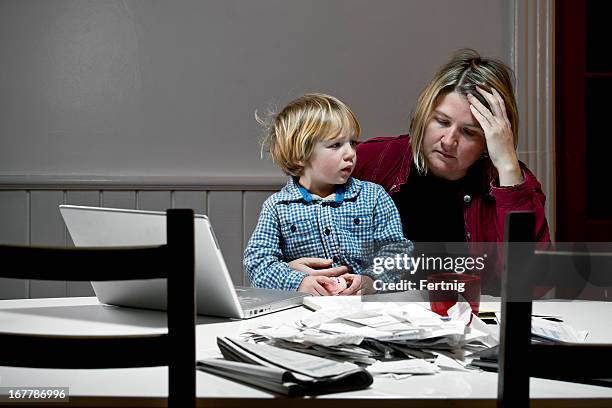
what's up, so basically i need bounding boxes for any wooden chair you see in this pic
[498,211,612,407]
[0,208,196,408]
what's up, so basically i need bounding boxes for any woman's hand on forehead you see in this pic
[468,87,523,186]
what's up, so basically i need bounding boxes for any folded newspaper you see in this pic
[197,337,373,396]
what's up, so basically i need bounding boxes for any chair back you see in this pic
[498,211,612,407]
[0,208,196,408]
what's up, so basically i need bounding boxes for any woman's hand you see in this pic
[288,257,352,277]
[338,274,374,296]
[468,87,523,186]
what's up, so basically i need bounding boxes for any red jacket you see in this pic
[353,134,551,293]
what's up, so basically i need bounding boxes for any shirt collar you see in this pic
[296,182,346,204]
[276,177,360,204]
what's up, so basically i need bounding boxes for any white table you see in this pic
[1,296,611,407]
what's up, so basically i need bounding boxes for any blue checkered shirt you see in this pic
[244,177,413,291]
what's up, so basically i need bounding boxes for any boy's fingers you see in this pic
[339,286,358,295]
[339,277,361,295]
[313,281,331,296]
[315,276,332,284]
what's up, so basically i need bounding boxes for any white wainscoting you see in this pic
[0,176,284,299]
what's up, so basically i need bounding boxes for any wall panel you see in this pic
[0,191,29,299]
[138,191,172,212]
[207,191,244,285]
[173,191,207,215]
[101,191,136,209]
[29,190,66,298]
[65,191,100,296]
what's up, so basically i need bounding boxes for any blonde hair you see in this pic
[409,49,519,183]
[258,93,360,176]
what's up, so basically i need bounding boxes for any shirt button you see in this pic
[463,195,472,203]
[353,218,360,225]
[290,225,297,232]
[333,256,340,263]
[466,232,471,240]
[324,227,331,236]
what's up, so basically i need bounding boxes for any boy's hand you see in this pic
[297,276,334,296]
[338,274,374,296]
[321,276,348,295]
[288,257,352,277]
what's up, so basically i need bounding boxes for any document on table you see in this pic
[531,317,588,343]
[367,359,440,375]
[229,337,360,378]
[197,337,374,396]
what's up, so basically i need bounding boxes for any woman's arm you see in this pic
[489,165,551,243]
[287,257,351,276]
[467,86,550,242]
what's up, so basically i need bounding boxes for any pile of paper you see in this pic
[242,300,498,376]
[208,297,589,383]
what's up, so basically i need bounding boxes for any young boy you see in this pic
[244,93,412,295]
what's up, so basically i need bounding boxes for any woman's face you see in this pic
[423,92,486,180]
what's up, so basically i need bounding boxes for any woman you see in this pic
[290,49,550,294]
[354,49,552,294]
[353,49,549,244]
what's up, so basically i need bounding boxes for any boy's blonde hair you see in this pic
[259,93,360,176]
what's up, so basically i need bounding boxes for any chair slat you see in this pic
[0,332,169,368]
[0,245,170,281]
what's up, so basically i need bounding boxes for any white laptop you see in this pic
[59,205,308,319]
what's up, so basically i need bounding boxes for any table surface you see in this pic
[1,296,611,406]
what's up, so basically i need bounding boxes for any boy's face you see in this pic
[299,129,357,197]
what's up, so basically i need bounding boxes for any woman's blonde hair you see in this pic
[258,93,360,176]
[409,49,519,183]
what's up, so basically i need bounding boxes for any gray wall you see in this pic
[0,0,510,178]
[0,0,512,299]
